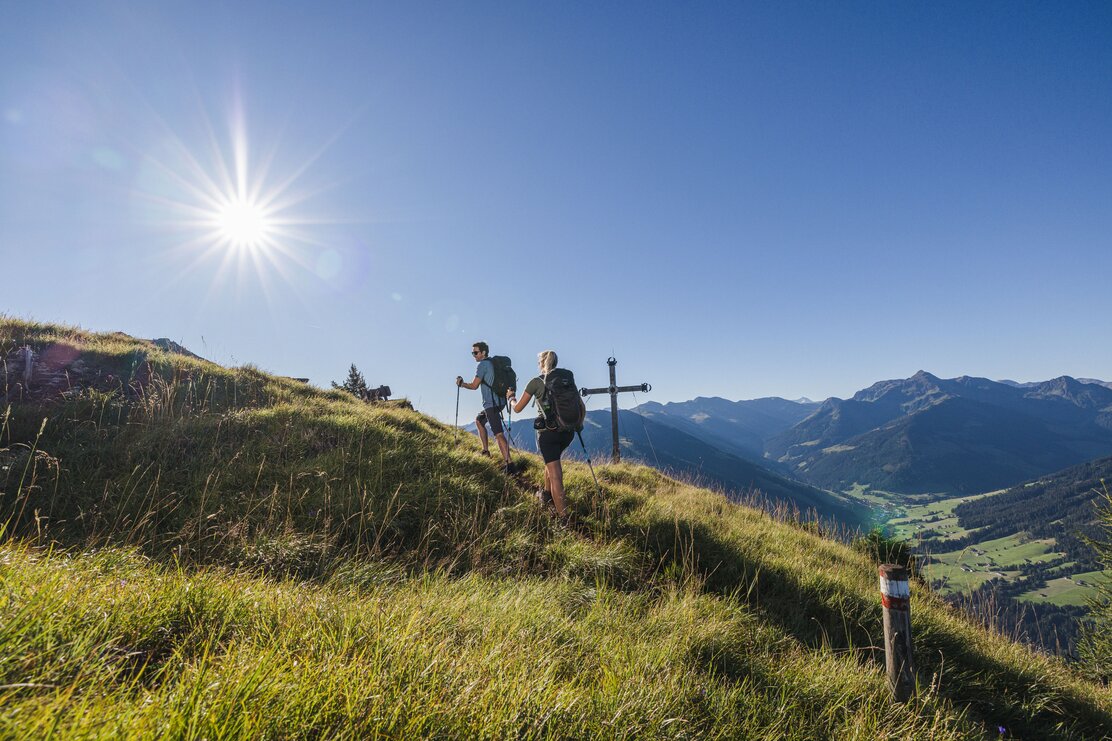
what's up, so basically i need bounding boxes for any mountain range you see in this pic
[767,372,1112,493]
[610,372,1110,496]
[633,396,819,465]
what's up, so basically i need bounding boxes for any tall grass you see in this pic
[1078,482,1112,682]
[2,541,990,740]
[2,317,1111,739]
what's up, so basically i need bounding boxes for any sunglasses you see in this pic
[471,350,481,356]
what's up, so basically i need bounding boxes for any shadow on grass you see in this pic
[622,510,1112,740]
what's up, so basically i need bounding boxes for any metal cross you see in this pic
[579,357,651,463]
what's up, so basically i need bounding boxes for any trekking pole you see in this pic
[499,405,516,448]
[576,430,604,512]
[454,384,461,444]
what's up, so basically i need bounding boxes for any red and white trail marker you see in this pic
[879,564,916,702]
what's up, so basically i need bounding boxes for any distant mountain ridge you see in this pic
[632,396,819,466]
[1000,377,1112,391]
[625,373,1112,496]
[769,372,1112,493]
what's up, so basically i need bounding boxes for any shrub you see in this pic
[852,526,916,574]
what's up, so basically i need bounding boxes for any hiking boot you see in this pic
[501,461,518,475]
[536,489,553,507]
[479,449,491,457]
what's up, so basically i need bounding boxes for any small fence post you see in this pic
[21,345,33,385]
[879,563,915,702]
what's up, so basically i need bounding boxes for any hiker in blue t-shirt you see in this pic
[456,341,513,472]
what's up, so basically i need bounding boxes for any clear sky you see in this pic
[3,1,1111,422]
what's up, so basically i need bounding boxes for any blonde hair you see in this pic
[538,350,557,376]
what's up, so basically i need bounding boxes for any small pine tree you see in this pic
[332,363,369,400]
[1078,482,1112,682]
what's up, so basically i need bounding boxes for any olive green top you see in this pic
[523,376,547,412]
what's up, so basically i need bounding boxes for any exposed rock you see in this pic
[150,338,206,361]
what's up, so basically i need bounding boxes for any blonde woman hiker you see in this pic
[507,350,585,519]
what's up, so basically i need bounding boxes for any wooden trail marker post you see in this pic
[879,564,916,702]
[579,357,651,464]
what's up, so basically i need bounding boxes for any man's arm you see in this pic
[456,375,482,390]
[459,359,492,391]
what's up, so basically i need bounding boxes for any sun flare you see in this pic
[133,95,347,300]
[215,197,272,250]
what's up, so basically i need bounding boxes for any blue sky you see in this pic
[3,1,1111,422]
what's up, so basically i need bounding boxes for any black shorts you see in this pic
[536,428,574,464]
[476,405,505,436]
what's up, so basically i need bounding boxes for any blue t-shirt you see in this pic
[476,358,500,409]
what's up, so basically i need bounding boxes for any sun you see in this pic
[133,94,352,301]
[215,196,272,250]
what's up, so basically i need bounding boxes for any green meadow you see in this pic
[886,493,997,544]
[1018,570,1112,608]
[883,489,1108,608]
[845,484,966,532]
[920,533,1065,594]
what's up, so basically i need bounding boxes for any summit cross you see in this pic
[579,357,651,464]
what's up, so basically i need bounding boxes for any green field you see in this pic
[842,483,929,526]
[876,487,1112,609]
[922,533,1066,595]
[885,492,996,543]
[844,485,989,535]
[1018,570,1112,607]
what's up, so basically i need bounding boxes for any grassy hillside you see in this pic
[2,319,1111,739]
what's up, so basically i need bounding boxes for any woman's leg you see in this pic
[546,460,566,516]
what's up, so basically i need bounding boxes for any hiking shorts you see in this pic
[536,428,574,464]
[477,405,505,436]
